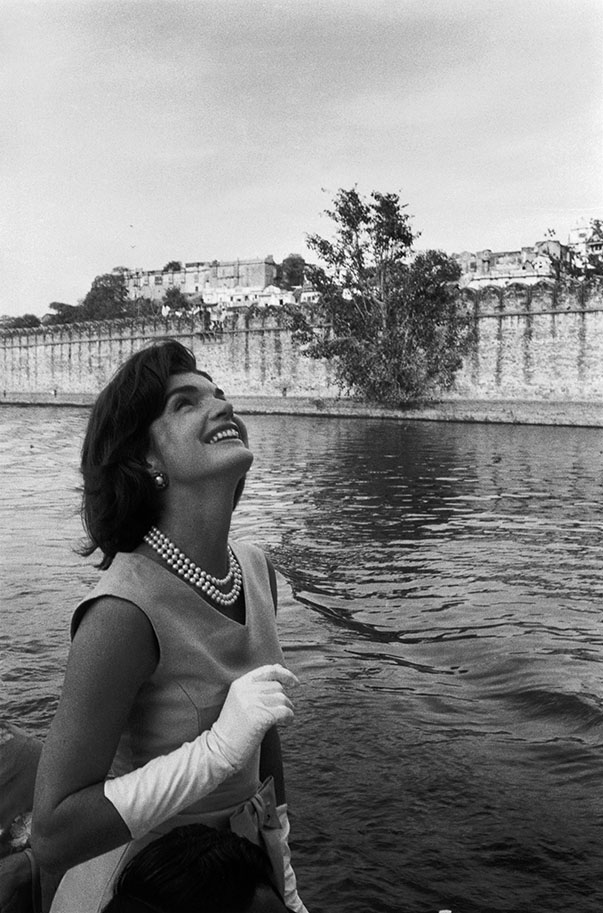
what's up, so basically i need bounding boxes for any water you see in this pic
[1,406,602,913]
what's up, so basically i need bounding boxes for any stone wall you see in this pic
[452,279,603,400]
[0,310,338,400]
[1,280,603,404]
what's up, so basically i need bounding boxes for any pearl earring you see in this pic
[152,471,169,491]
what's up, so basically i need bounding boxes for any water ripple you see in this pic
[2,407,603,913]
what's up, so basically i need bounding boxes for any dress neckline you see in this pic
[127,544,247,628]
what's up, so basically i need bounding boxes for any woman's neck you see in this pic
[152,490,235,578]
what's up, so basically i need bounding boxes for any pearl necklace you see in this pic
[144,526,242,608]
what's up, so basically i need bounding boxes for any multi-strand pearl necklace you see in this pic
[144,526,242,608]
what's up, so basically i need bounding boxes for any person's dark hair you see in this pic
[101,824,278,913]
[81,338,246,569]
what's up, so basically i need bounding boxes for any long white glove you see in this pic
[104,665,297,840]
[276,803,309,913]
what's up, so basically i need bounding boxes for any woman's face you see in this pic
[146,371,253,489]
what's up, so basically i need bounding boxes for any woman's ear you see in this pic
[144,441,163,475]
[150,470,169,491]
[143,455,169,491]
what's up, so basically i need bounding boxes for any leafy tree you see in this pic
[287,187,472,404]
[2,313,42,329]
[80,272,129,321]
[162,286,190,311]
[163,260,183,272]
[279,253,306,289]
[127,296,154,318]
[45,302,82,324]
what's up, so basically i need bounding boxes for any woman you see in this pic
[32,339,307,913]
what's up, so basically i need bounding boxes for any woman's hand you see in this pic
[210,665,298,769]
[101,665,299,841]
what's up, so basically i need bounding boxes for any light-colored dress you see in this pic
[50,540,284,913]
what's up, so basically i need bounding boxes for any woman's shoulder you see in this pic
[231,540,277,614]
[71,552,160,641]
[69,593,160,680]
[230,537,262,554]
[73,593,154,636]
[231,539,272,580]
[77,552,161,600]
[230,538,268,567]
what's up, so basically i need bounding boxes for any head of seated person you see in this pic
[101,824,289,913]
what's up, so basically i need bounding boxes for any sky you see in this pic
[1,0,602,317]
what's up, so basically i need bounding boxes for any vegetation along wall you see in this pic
[452,279,603,400]
[1,279,603,404]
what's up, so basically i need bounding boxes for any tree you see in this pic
[162,286,190,312]
[163,260,182,272]
[279,253,306,289]
[2,313,41,329]
[287,187,472,404]
[80,272,129,321]
[45,302,81,325]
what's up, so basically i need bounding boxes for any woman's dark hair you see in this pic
[81,338,246,569]
[101,824,277,913]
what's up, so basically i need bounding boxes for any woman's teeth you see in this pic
[208,428,240,444]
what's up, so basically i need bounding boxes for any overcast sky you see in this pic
[1,0,602,316]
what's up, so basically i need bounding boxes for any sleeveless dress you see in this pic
[50,539,285,913]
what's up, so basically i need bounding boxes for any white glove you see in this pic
[276,803,309,913]
[211,665,297,769]
[104,665,297,840]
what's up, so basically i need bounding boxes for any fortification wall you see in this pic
[0,310,338,401]
[1,280,603,405]
[452,279,603,400]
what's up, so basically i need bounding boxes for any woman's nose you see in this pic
[212,395,234,420]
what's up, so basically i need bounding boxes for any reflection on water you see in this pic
[1,407,602,913]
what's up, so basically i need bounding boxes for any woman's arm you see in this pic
[32,596,159,873]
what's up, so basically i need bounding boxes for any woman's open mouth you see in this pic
[207,427,241,444]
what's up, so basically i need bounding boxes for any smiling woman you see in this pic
[30,339,309,913]
[144,371,253,516]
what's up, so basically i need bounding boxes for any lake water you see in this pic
[1,406,602,913]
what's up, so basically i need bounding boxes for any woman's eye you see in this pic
[174,398,192,411]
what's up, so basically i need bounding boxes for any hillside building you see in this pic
[567,217,603,266]
[452,239,573,288]
[453,218,602,288]
[122,256,280,304]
